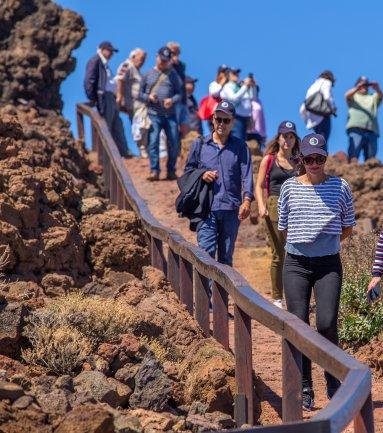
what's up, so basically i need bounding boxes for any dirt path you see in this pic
[125,156,382,432]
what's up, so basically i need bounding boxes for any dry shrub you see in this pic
[139,336,170,364]
[22,292,140,374]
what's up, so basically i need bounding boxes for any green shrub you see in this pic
[339,232,383,345]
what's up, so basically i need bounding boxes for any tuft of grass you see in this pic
[339,232,383,345]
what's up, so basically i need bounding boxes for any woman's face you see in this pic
[302,153,327,176]
[278,132,296,150]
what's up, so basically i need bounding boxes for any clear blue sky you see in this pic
[56,0,383,158]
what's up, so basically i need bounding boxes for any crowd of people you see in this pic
[84,41,382,412]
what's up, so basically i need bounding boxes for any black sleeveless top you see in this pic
[269,160,295,196]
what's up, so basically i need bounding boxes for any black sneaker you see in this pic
[326,379,341,400]
[166,172,177,180]
[302,386,315,411]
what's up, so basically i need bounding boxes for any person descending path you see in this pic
[278,133,356,411]
[255,121,300,308]
[184,100,254,266]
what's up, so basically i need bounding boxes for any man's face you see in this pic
[213,111,234,136]
[133,51,146,69]
[156,55,170,71]
[185,82,194,95]
[101,48,113,60]
[358,84,369,95]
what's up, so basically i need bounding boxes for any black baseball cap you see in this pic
[300,133,327,157]
[355,75,369,87]
[217,64,229,73]
[214,100,236,117]
[99,41,118,52]
[229,67,241,75]
[185,76,198,84]
[157,46,172,62]
[278,120,297,136]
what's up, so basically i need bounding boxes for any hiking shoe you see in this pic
[302,386,315,411]
[326,379,341,399]
[166,172,177,180]
[273,299,283,309]
[147,171,159,181]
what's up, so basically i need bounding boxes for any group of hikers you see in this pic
[84,41,382,412]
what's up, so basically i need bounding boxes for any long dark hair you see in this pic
[264,133,305,175]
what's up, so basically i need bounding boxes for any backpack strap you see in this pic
[265,154,275,198]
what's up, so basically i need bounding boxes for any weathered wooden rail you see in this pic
[76,103,375,433]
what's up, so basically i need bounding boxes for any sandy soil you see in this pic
[124,156,383,432]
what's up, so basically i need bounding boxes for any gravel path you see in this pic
[125,156,382,431]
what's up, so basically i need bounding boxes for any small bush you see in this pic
[339,232,383,345]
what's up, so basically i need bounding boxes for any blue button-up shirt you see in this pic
[184,134,254,211]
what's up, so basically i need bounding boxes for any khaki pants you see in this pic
[264,195,286,300]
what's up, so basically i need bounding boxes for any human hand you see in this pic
[367,276,381,303]
[149,93,158,103]
[258,204,268,218]
[238,200,251,220]
[202,170,218,183]
[218,74,228,86]
[164,98,173,109]
[369,81,379,90]
[244,77,254,87]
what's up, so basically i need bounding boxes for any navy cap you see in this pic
[99,41,118,52]
[229,67,241,75]
[278,120,297,135]
[300,133,327,157]
[214,100,236,117]
[217,64,229,73]
[157,46,172,61]
[185,76,198,84]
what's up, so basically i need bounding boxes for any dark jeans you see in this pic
[313,116,331,151]
[283,253,342,388]
[347,127,378,161]
[232,115,249,141]
[103,92,129,157]
[148,114,179,174]
[197,210,240,266]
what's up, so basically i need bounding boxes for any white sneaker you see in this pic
[273,299,283,309]
[139,146,148,159]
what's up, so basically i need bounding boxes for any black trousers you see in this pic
[283,253,342,388]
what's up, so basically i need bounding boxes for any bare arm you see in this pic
[340,226,353,241]
[255,156,269,218]
[345,84,363,101]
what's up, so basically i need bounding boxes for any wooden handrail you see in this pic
[76,102,375,433]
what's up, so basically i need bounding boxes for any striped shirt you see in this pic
[278,176,355,244]
[372,231,383,276]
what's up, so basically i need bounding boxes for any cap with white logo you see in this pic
[214,99,236,117]
[278,120,297,135]
[300,133,327,156]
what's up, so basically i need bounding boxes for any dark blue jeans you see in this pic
[347,127,378,161]
[313,116,331,151]
[231,115,249,141]
[197,210,240,266]
[148,114,179,173]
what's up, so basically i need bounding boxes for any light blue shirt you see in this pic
[286,233,340,257]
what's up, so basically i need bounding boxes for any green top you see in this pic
[346,92,381,135]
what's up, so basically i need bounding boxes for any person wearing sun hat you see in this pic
[255,120,301,309]
[278,133,356,411]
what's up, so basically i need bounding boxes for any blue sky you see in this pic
[57,0,383,158]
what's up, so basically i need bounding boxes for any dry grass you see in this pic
[139,336,170,364]
[22,292,140,374]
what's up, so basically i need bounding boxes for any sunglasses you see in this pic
[302,155,327,165]
[214,116,231,125]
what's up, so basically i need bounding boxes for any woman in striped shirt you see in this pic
[278,133,356,411]
[368,232,383,294]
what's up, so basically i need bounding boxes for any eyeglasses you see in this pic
[214,117,231,125]
[302,155,327,165]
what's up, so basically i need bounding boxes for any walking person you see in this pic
[84,41,130,158]
[139,47,182,181]
[115,48,148,158]
[185,76,203,135]
[255,121,300,308]
[247,96,267,150]
[346,76,383,162]
[367,230,383,301]
[221,68,257,141]
[184,100,254,266]
[278,133,355,410]
[300,71,336,149]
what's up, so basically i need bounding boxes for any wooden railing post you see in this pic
[179,257,193,314]
[282,339,302,422]
[354,393,375,433]
[110,169,117,204]
[150,237,167,275]
[234,305,254,426]
[76,108,85,141]
[91,122,98,153]
[117,182,124,209]
[167,248,180,297]
[212,282,229,350]
[103,153,110,198]
[193,268,210,336]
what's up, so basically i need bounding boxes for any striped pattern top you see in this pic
[372,231,383,276]
[278,176,355,244]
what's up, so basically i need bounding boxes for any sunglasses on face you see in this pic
[302,155,327,165]
[214,116,231,125]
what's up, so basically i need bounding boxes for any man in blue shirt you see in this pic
[139,47,181,181]
[184,100,254,266]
